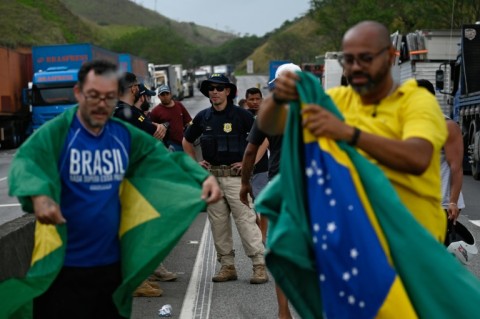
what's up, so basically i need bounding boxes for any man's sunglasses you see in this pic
[207,85,226,92]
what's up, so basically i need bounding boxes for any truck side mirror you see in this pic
[22,87,32,106]
[435,69,444,90]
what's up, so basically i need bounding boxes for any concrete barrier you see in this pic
[0,214,34,281]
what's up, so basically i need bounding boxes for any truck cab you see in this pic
[30,43,118,130]
[436,24,480,179]
[31,67,78,129]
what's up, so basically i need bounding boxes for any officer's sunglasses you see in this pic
[207,85,226,92]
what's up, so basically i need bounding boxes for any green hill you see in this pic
[0,0,235,51]
[2,0,478,74]
[0,0,99,47]
[60,0,235,47]
[237,16,325,74]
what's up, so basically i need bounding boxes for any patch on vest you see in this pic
[223,123,232,133]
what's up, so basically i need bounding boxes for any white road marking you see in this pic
[468,220,480,227]
[0,177,7,182]
[179,219,215,319]
[0,203,21,207]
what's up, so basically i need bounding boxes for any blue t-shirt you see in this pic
[58,115,131,267]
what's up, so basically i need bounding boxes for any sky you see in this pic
[138,0,312,36]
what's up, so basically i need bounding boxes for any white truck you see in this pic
[322,52,344,90]
[195,65,212,89]
[391,29,461,115]
[172,64,185,100]
[154,64,182,101]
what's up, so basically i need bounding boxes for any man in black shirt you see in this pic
[183,74,268,285]
[113,72,166,141]
[113,73,167,297]
[240,65,300,319]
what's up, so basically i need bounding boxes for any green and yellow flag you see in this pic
[1,107,210,318]
[256,72,480,319]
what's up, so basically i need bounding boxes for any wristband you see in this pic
[272,92,288,105]
[348,127,361,146]
[449,202,457,206]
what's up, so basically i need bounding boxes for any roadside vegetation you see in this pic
[1,0,478,74]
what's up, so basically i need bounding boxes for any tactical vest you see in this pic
[199,106,249,165]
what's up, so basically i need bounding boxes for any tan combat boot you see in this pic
[132,280,163,297]
[149,263,177,282]
[250,264,269,284]
[212,265,238,282]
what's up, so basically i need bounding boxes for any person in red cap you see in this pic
[150,84,192,151]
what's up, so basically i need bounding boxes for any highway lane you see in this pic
[0,149,22,224]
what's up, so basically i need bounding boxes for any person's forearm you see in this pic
[182,138,196,159]
[355,130,433,175]
[241,145,258,184]
[445,120,464,204]
[257,95,288,136]
[449,164,463,204]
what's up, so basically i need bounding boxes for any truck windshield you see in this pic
[32,84,77,106]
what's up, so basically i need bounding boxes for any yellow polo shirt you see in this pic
[328,79,447,241]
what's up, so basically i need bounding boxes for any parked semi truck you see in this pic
[322,52,343,90]
[213,64,235,84]
[119,53,154,88]
[153,64,181,100]
[0,47,32,149]
[436,24,480,179]
[30,43,118,129]
[391,29,461,115]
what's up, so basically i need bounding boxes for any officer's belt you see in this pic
[209,165,241,177]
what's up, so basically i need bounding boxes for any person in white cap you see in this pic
[241,64,299,319]
[268,63,302,86]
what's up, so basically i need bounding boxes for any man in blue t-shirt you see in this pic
[27,60,221,319]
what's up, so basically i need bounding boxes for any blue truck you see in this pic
[118,53,153,89]
[30,43,118,129]
[436,24,480,179]
[268,60,290,87]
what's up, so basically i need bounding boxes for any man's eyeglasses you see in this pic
[337,46,390,68]
[81,92,117,107]
[207,85,226,92]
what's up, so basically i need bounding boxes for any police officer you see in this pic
[113,72,166,140]
[182,74,268,284]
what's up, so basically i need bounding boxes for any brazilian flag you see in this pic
[256,72,480,319]
[0,107,209,318]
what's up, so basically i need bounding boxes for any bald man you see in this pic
[258,21,448,242]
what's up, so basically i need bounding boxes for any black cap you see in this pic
[200,73,237,100]
[138,83,156,96]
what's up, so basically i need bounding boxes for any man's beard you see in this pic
[134,92,140,104]
[140,100,151,112]
[348,66,390,96]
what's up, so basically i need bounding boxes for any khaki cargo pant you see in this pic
[207,176,265,266]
